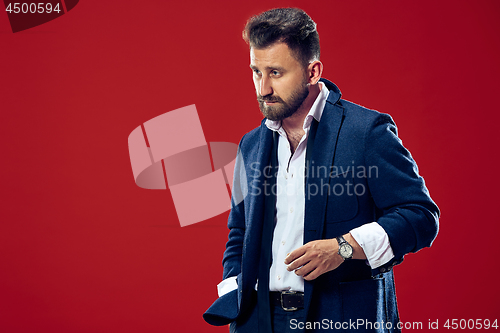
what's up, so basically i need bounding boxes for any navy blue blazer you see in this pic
[204,79,439,332]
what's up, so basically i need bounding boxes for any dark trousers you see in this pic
[230,302,306,333]
[271,306,306,333]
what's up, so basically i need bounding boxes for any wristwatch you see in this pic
[336,236,353,260]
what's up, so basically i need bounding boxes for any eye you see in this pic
[253,69,261,76]
[271,70,280,76]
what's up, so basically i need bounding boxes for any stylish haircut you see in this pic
[243,8,320,66]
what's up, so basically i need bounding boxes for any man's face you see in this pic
[250,43,309,121]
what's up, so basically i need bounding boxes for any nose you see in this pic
[259,76,273,97]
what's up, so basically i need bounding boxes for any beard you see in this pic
[257,81,309,121]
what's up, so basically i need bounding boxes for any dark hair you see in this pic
[243,8,320,66]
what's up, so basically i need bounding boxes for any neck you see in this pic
[282,83,321,133]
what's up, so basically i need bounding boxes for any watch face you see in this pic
[340,244,353,258]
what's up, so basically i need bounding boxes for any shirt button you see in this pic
[277,275,281,280]
[281,241,286,245]
[290,207,294,213]
[291,173,294,178]
[285,174,288,180]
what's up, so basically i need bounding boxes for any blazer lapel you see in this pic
[303,83,345,319]
[304,82,344,244]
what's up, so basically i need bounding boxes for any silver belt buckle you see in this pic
[280,291,298,311]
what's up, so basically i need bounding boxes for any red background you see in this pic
[1,0,499,332]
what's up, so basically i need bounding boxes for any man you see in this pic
[204,7,439,333]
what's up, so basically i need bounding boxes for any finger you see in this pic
[284,245,307,265]
[303,267,323,281]
[294,261,316,277]
[286,248,313,270]
[286,255,309,272]
[303,257,343,280]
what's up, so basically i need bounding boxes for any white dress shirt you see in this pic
[217,82,394,297]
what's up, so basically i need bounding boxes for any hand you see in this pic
[284,238,342,281]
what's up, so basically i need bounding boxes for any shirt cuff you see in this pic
[350,222,395,269]
[217,276,238,297]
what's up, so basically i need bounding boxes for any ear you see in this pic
[307,61,323,85]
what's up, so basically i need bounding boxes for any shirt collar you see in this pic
[265,81,329,132]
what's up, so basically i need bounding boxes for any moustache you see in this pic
[257,95,284,103]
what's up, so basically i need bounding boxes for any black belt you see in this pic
[269,291,304,311]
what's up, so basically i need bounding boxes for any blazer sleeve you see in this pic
[221,135,248,280]
[363,113,439,273]
[203,135,249,326]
